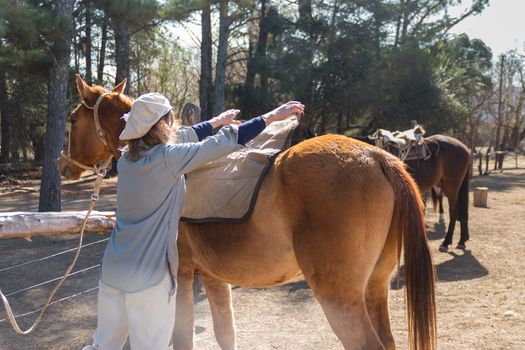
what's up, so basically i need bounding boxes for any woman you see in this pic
[83,93,304,350]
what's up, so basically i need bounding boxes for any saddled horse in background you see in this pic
[59,76,436,350]
[353,134,471,252]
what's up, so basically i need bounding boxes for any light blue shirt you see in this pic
[101,126,241,293]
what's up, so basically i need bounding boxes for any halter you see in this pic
[60,92,114,174]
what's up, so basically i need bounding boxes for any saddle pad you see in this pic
[181,116,299,223]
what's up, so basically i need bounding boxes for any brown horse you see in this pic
[59,77,436,350]
[353,135,471,252]
[405,136,471,252]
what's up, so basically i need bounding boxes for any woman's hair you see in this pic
[123,110,178,161]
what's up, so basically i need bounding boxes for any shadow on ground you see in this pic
[470,171,525,193]
[434,250,489,282]
[391,250,488,290]
[428,221,446,241]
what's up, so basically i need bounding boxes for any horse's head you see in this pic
[58,75,132,180]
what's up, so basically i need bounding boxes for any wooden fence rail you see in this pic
[0,211,115,239]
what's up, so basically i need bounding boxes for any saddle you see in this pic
[371,125,430,161]
[181,116,299,223]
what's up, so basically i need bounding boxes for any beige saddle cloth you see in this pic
[181,117,299,223]
[371,125,430,161]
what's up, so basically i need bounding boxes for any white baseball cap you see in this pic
[119,92,173,140]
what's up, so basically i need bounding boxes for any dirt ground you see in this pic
[0,157,524,350]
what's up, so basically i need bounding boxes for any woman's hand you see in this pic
[262,101,304,126]
[209,109,241,129]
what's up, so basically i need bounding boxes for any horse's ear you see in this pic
[112,78,127,94]
[75,74,92,101]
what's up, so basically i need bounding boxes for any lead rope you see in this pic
[0,157,112,335]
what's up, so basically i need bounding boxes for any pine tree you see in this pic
[38,0,75,212]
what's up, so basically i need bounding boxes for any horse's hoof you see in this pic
[456,243,466,250]
[439,245,449,253]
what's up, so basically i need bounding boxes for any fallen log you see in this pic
[0,211,115,239]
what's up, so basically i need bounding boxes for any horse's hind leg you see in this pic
[458,220,469,249]
[440,181,460,252]
[365,232,399,350]
[457,173,470,249]
[438,190,445,224]
[317,293,384,350]
[295,222,391,350]
[201,275,236,350]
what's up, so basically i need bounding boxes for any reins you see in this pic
[0,93,115,335]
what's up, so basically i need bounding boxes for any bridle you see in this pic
[59,92,114,175]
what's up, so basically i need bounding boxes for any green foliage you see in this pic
[0,0,53,73]
[430,34,493,128]
[0,1,55,162]
[163,0,208,20]
[96,0,159,28]
[230,0,493,136]
[0,0,504,164]
[6,77,48,161]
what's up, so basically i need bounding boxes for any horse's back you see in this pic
[426,134,470,155]
[426,134,471,173]
[276,134,395,183]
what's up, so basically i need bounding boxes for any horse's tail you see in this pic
[379,155,437,350]
[457,168,470,222]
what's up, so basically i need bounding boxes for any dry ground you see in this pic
[0,157,524,350]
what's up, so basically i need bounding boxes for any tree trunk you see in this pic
[494,55,505,170]
[257,1,270,95]
[298,0,315,108]
[370,0,381,58]
[97,16,108,84]
[73,16,80,73]
[105,18,129,177]
[243,0,269,117]
[113,21,130,94]
[298,0,312,21]
[244,11,257,93]
[213,0,232,116]
[400,0,410,44]
[200,4,213,120]
[84,0,93,84]
[484,128,495,175]
[0,69,9,163]
[39,0,74,212]
[394,4,402,47]
[520,125,525,143]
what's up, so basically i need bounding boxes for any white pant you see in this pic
[87,273,176,350]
